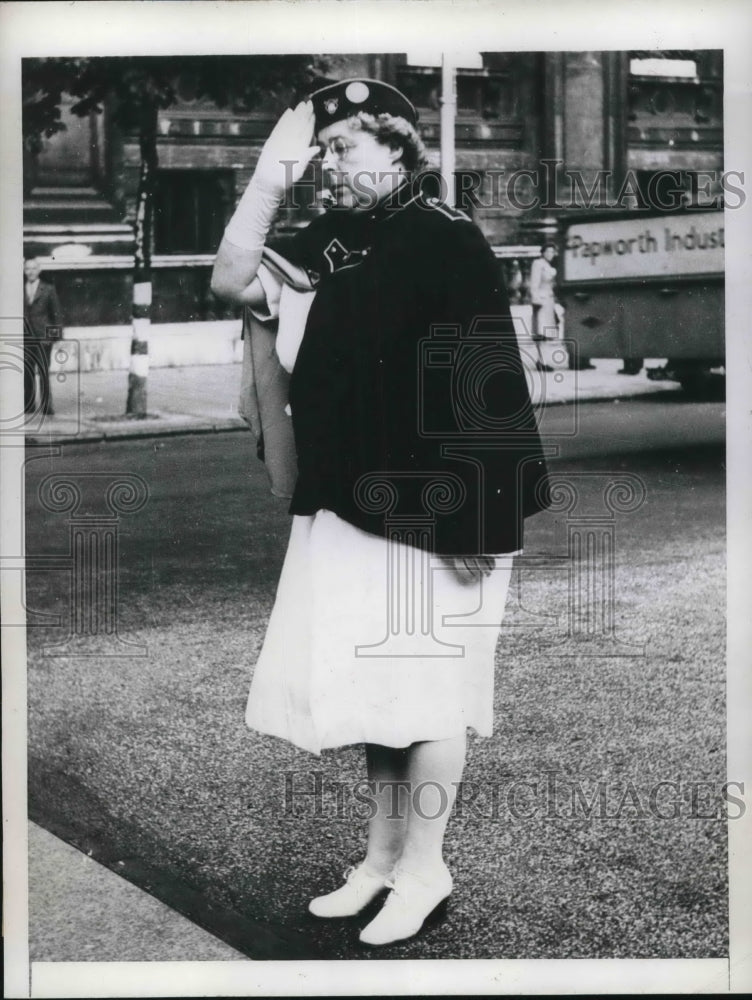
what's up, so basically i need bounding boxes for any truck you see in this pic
[559,210,724,396]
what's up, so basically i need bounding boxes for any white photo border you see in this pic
[2,1,750,996]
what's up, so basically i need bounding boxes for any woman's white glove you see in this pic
[223,101,319,252]
[253,100,320,196]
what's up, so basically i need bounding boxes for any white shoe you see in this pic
[358,863,453,946]
[308,863,392,918]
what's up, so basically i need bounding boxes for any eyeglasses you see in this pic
[321,136,356,161]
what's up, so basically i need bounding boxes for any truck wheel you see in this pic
[678,367,725,401]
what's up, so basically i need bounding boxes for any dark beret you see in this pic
[309,78,418,130]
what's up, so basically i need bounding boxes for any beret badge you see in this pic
[345,81,370,104]
[324,97,339,116]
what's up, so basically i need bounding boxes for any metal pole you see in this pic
[440,54,457,207]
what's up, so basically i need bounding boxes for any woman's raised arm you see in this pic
[211,101,319,304]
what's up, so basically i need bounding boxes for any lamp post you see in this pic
[440,54,457,208]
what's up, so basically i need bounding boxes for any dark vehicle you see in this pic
[560,210,724,395]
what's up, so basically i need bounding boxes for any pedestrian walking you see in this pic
[23,257,62,416]
[528,242,564,372]
[212,78,550,947]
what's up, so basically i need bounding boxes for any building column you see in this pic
[538,51,627,216]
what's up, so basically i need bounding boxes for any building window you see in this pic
[398,52,513,118]
[31,93,105,190]
[629,57,697,78]
[153,170,231,254]
[395,52,523,149]
[626,50,723,176]
[627,50,721,126]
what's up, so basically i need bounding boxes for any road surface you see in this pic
[23,396,727,960]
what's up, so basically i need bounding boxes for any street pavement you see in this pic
[28,822,246,962]
[23,346,682,445]
[21,394,727,966]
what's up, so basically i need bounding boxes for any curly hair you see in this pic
[344,111,429,173]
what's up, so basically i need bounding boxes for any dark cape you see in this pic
[254,183,551,555]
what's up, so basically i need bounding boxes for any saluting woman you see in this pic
[212,78,550,947]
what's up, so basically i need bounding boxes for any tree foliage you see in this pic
[21,54,336,416]
[22,54,334,151]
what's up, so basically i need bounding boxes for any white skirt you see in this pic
[245,510,515,756]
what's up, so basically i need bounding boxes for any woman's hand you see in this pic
[213,101,318,300]
[253,100,320,195]
[440,554,496,584]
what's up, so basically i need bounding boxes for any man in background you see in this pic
[24,257,62,416]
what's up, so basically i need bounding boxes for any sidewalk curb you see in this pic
[25,417,250,446]
[23,388,683,447]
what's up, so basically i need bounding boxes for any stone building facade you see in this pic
[23,50,723,331]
